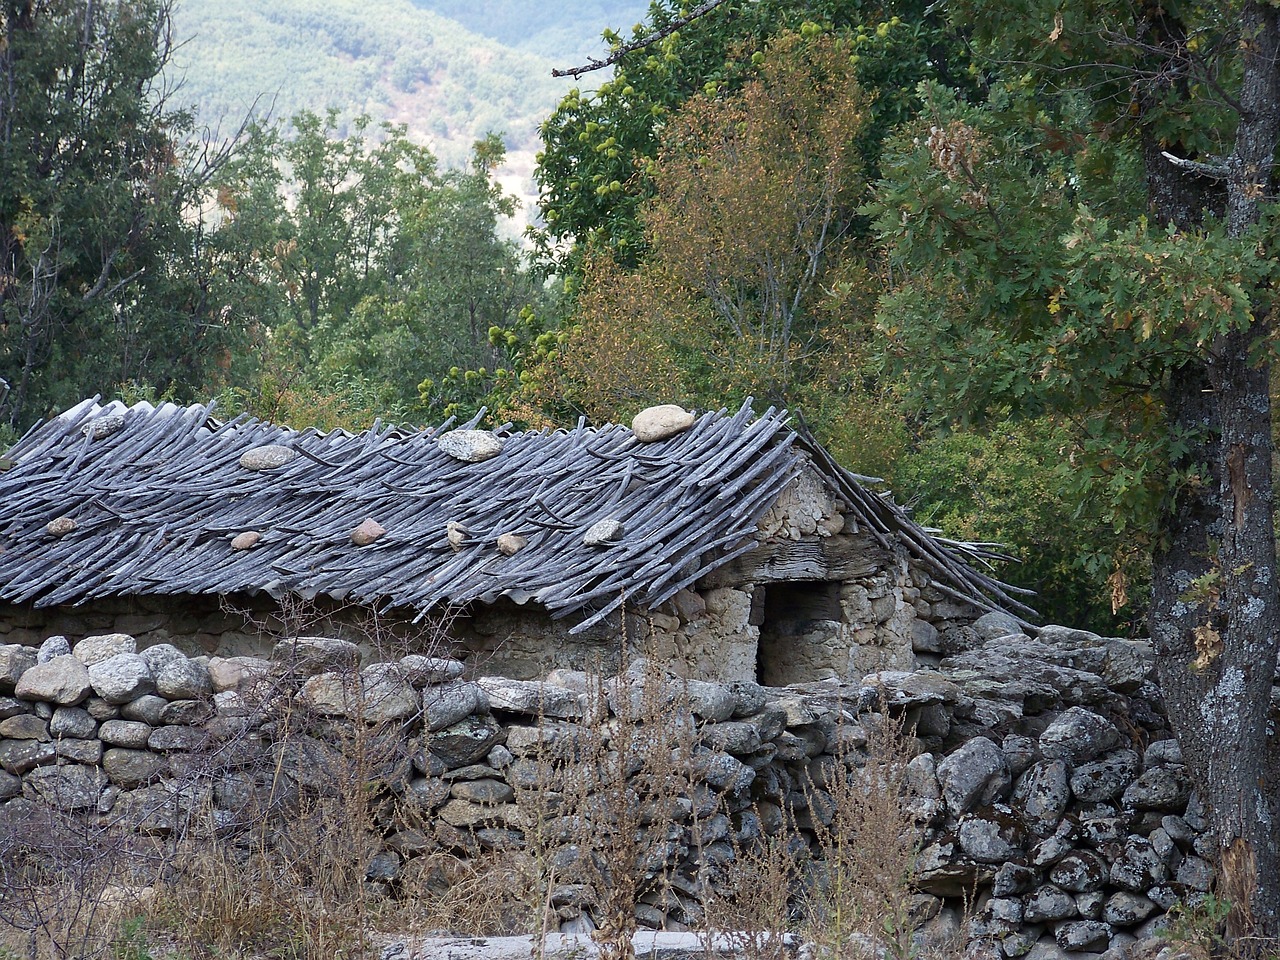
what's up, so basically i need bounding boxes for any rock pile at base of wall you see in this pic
[0,621,1211,959]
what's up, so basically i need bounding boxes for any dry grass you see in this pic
[799,706,922,960]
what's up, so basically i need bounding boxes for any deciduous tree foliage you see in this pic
[0,0,235,431]
[553,32,906,479]
[212,117,540,423]
[871,0,1280,938]
[535,0,967,273]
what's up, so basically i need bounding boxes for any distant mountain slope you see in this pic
[404,0,652,60]
[168,0,646,226]
[170,0,562,159]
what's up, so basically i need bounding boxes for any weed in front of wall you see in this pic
[798,698,923,960]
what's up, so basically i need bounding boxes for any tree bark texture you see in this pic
[1147,1,1280,944]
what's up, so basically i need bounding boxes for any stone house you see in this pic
[0,398,1032,684]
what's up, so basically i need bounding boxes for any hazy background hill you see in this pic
[168,0,649,224]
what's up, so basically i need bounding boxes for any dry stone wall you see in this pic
[0,617,1201,960]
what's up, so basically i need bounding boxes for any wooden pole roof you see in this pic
[0,399,1034,631]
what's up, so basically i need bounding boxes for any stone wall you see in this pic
[0,555,978,688]
[0,619,1218,959]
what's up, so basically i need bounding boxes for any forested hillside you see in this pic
[169,0,554,152]
[167,0,646,216]
[406,0,649,59]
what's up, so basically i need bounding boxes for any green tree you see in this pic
[212,119,541,423]
[548,31,910,470]
[212,111,439,355]
[871,2,1280,937]
[0,0,238,430]
[534,0,971,274]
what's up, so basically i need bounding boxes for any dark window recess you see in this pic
[756,580,842,685]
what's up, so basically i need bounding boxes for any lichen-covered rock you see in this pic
[631,404,695,442]
[1144,739,1182,766]
[973,611,1024,640]
[88,653,155,704]
[1039,708,1122,765]
[272,637,360,676]
[25,764,107,811]
[14,655,92,705]
[1013,760,1071,835]
[139,644,185,673]
[208,656,273,694]
[937,737,1010,814]
[583,519,625,546]
[430,714,505,770]
[0,714,50,740]
[992,862,1037,898]
[49,706,97,740]
[1121,767,1190,811]
[1054,920,1111,952]
[1099,639,1155,692]
[238,445,296,470]
[73,633,136,666]
[1002,734,1040,779]
[1069,750,1140,802]
[1175,854,1214,892]
[400,655,465,686]
[1078,816,1127,848]
[1103,892,1156,926]
[84,696,120,720]
[700,720,763,755]
[684,679,737,722]
[406,775,451,809]
[0,739,54,774]
[437,429,503,462]
[148,725,205,752]
[358,663,421,722]
[477,677,584,719]
[438,798,520,828]
[424,682,487,732]
[0,644,37,692]
[297,673,353,716]
[958,808,1025,863]
[1024,885,1078,924]
[37,635,70,663]
[1049,850,1108,892]
[1108,837,1167,892]
[99,719,153,749]
[914,837,992,897]
[155,658,212,700]
[120,695,168,725]
[449,778,515,804]
[1028,819,1077,865]
[695,750,755,793]
[55,738,103,764]
[158,699,210,726]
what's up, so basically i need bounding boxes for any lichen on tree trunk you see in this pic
[1146,1,1280,942]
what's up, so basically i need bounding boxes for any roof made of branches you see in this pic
[0,399,1033,632]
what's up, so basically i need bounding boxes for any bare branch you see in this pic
[1162,150,1231,179]
[552,0,736,79]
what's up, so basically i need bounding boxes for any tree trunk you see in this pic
[1146,1,1280,943]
